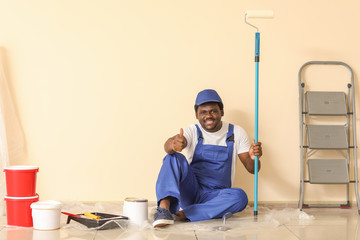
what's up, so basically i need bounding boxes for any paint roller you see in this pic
[246,10,274,19]
[245,10,274,218]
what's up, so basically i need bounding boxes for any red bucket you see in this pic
[5,195,39,227]
[4,166,39,197]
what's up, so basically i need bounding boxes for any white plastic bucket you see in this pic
[123,197,148,227]
[31,200,62,230]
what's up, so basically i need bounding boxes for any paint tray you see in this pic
[66,212,128,230]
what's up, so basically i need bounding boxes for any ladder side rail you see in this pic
[347,65,360,213]
[298,66,306,210]
[346,85,351,206]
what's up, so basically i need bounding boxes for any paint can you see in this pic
[31,200,62,230]
[5,194,39,227]
[123,197,148,227]
[4,165,39,197]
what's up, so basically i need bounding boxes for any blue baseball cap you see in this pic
[195,89,223,106]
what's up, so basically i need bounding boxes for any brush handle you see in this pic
[61,212,82,218]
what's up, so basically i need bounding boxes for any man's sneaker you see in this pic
[153,207,174,228]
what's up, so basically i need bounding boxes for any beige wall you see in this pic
[0,0,359,203]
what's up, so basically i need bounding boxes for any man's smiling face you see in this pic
[195,102,224,132]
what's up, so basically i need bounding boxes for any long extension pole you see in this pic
[254,31,260,217]
[245,9,274,218]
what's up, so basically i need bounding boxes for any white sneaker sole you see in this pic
[153,219,174,228]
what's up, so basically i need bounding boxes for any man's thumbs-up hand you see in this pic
[172,128,186,152]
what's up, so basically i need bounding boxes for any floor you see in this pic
[0,202,359,240]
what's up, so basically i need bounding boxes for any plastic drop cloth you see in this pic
[0,49,25,218]
[60,202,314,232]
[155,206,314,232]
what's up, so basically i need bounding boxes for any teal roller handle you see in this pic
[254,32,260,216]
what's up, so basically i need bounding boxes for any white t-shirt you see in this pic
[182,121,250,185]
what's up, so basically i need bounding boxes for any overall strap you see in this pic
[226,124,235,143]
[195,124,203,143]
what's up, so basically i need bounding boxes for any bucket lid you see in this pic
[124,197,148,202]
[4,165,39,171]
[31,200,62,209]
[5,194,39,200]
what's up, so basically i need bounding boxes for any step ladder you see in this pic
[298,61,360,213]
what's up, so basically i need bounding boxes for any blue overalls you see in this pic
[155,124,248,222]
